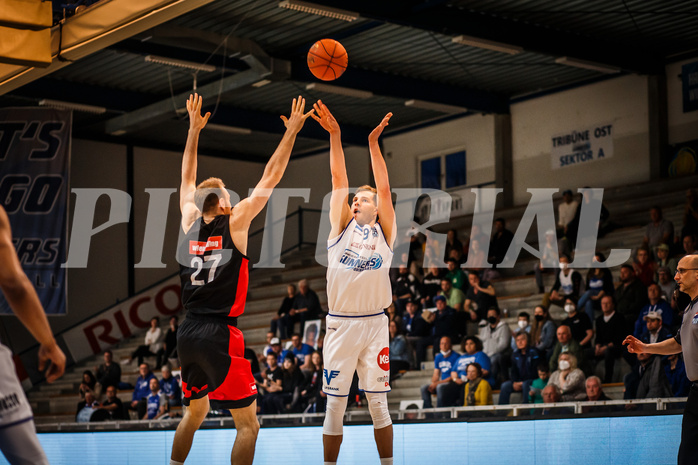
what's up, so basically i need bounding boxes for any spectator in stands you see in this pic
[633,246,656,287]
[656,266,675,302]
[95,349,121,393]
[266,337,290,366]
[565,188,610,253]
[301,351,326,413]
[439,278,465,312]
[548,353,586,401]
[159,316,179,368]
[531,305,556,359]
[446,336,493,405]
[393,264,420,316]
[420,336,459,408]
[402,299,419,335]
[594,295,627,383]
[534,229,560,294]
[463,363,493,406]
[420,265,444,307]
[581,376,615,414]
[159,365,181,407]
[262,331,274,357]
[489,218,514,267]
[577,252,615,322]
[280,279,323,339]
[244,343,260,376]
[643,205,674,251]
[79,370,98,400]
[639,311,672,345]
[143,378,168,420]
[258,352,283,413]
[444,229,463,262]
[479,307,512,386]
[682,188,698,240]
[448,248,465,268]
[271,284,296,339]
[510,312,531,351]
[541,385,563,414]
[123,317,163,366]
[466,238,487,270]
[425,295,458,352]
[615,264,648,324]
[558,189,578,233]
[499,332,540,405]
[409,303,434,366]
[624,352,672,400]
[273,353,306,414]
[549,325,585,373]
[445,258,468,292]
[655,247,678,283]
[289,333,314,374]
[665,353,691,397]
[683,234,698,255]
[464,271,498,323]
[93,385,125,421]
[389,320,411,381]
[129,363,155,419]
[529,364,550,404]
[633,283,673,337]
[561,298,593,350]
[76,391,99,423]
[546,255,582,309]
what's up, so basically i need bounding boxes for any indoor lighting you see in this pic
[207,124,253,135]
[305,82,372,99]
[144,55,216,73]
[252,79,272,88]
[554,57,620,74]
[38,99,106,114]
[451,35,523,55]
[404,99,468,114]
[278,0,358,22]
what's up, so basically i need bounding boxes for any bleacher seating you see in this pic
[28,174,698,424]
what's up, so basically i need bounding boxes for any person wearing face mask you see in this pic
[545,255,582,309]
[547,353,586,401]
[510,312,531,351]
[531,306,557,359]
[549,325,585,373]
[561,298,593,350]
[478,308,512,387]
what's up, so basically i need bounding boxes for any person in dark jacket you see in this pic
[498,332,540,404]
[593,296,627,383]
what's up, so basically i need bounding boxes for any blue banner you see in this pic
[682,61,698,113]
[0,108,70,314]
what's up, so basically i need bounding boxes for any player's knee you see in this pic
[323,395,348,436]
[365,392,391,429]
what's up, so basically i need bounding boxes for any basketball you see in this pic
[307,39,348,81]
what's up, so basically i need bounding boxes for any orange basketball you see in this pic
[307,39,348,81]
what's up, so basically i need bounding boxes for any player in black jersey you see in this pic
[170,94,313,465]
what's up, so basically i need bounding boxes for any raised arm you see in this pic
[229,97,314,252]
[368,113,395,246]
[0,207,65,382]
[311,100,351,238]
[180,94,211,227]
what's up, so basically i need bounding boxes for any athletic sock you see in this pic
[380,458,393,465]
[170,460,184,465]
[323,462,337,465]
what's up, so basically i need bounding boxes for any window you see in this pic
[419,150,466,190]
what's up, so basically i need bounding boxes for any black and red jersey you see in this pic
[177,215,249,317]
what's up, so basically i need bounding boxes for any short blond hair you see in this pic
[195,177,226,213]
[355,185,377,204]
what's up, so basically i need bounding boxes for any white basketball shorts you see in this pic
[322,312,390,397]
[0,343,33,428]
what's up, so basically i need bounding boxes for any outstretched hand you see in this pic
[368,112,392,143]
[280,96,315,134]
[311,100,340,134]
[622,335,646,354]
[186,93,211,131]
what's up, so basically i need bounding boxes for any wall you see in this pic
[510,75,650,205]
[666,56,698,144]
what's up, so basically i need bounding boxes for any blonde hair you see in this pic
[355,185,377,204]
[195,177,226,213]
[559,352,578,369]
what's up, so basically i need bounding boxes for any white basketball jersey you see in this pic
[327,218,393,315]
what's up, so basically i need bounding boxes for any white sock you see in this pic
[380,458,393,465]
[170,460,184,465]
[323,462,337,465]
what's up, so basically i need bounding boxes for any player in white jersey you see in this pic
[0,205,66,465]
[311,101,396,465]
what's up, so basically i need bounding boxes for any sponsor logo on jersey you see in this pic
[324,369,340,385]
[0,393,21,413]
[377,347,390,371]
[376,376,389,383]
[693,313,698,325]
[250,383,258,392]
[350,242,376,251]
[339,249,384,272]
[189,236,223,255]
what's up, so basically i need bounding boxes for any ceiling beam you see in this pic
[308,0,663,75]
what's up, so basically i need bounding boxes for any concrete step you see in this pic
[246,273,326,301]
